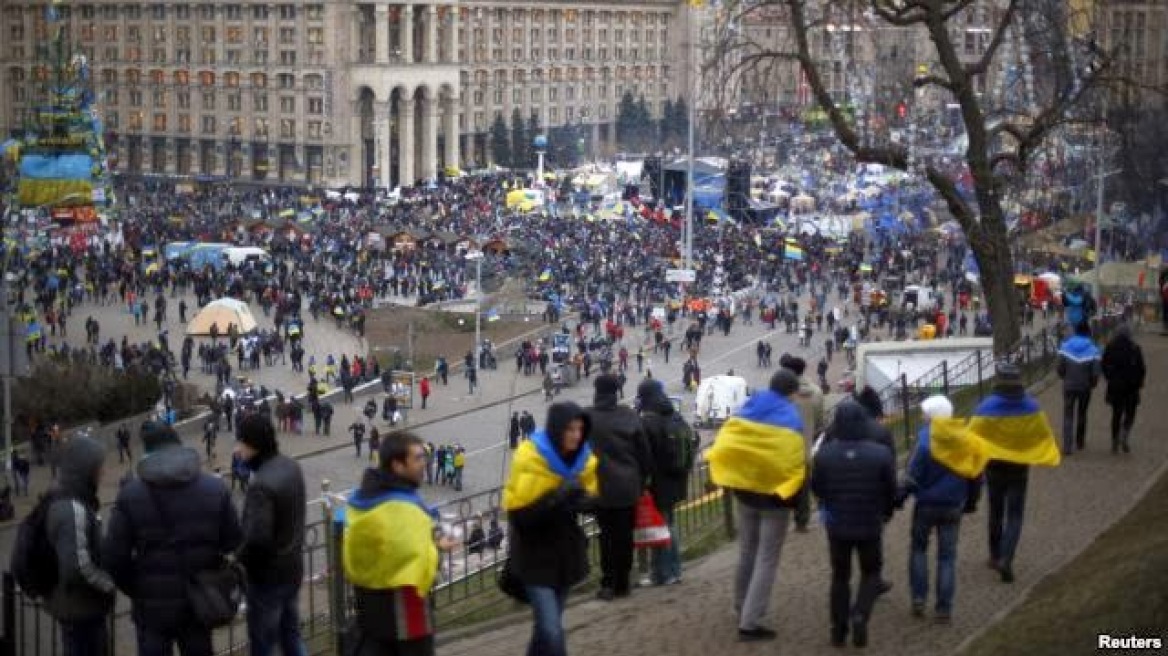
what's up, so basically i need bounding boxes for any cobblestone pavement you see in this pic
[439,331,1168,656]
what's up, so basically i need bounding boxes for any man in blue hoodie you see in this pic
[1057,322,1101,454]
[903,396,982,622]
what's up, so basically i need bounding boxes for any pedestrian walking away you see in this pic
[1100,324,1145,454]
[1057,322,1101,455]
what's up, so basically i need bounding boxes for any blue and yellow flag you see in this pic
[503,430,599,511]
[708,390,806,499]
[343,489,439,595]
[784,244,805,261]
[967,394,1060,467]
[927,417,989,478]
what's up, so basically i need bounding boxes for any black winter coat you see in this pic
[639,394,688,510]
[812,404,897,542]
[509,483,591,589]
[102,446,242,632]
[1101,333,1146,405]
[239,452,307,585]
[588,394,653,509]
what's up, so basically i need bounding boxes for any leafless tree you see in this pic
[712,0,1113,354]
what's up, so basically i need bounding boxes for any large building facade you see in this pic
[0,0,683,189]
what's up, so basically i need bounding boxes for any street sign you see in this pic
[666,268,696,283]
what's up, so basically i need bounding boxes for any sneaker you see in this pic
[596,587,616,601]
[738,627,778,642]
[636,575,653,588]
[830,626,847,647]
[911,601,926,618]
[663,576,682,586]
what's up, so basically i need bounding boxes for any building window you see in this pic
[104,89,118,105]
[278,73,295,89]
[227,93,242,111]
[178,114,191,133]
[255,118,269,137]
[307,121,322,139]
[202,116,216,134]
[226,50,241,64]
[280,50,296,65]
[202,92,215,110]
[225,4,242,21]
[513,88,522,104]
[278,4,296,21]
[253,5,269,20]
[153,114,167,131]
[307,97,323,114]
[306,4,324,21]
[201,27,216,43]
[225,72,240,87]
[128,112,143,131]
[279,27,296,44]
[254,93,269,111]
[307,27,324,45]
[549,87,558,101]
[279,119,295,139]
[175,4,189,20]
[129,90,143,107]
[254,50,269,64]
[280,96,295,113]
[177,91,190,109]
[152,89,167,108]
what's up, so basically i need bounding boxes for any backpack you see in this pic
[10,491,63,599]
[649,412,699,475]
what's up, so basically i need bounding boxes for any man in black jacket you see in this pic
[103,422,242,656]
[637,379,689,586]
[588,374,653,600]
[236,414,308,656]
[812,401,897,648]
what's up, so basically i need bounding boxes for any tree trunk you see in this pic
[968,207,1022,356]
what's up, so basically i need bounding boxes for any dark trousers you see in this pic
[353,636,434,656]
[1061,390,1091,452]
[60,616,108,656]
[986,470,1028,568]
[596,507,636,594]
[136,624,213,656]
[793,485,811,528]
[1109,395,1138,443]
[828,537,882,631]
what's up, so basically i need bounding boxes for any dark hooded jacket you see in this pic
[239,448,307,586]
[811,402,897,541]
[637,380,688,509]
[588,392,653,509]
[1101,327,1146,405]
[102,445,242,632]
[44,436,116,622]
[509,402,594,589]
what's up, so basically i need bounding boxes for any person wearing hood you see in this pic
[342,432,457,656]
[903,396,982,622]
[1100,324,1145,454]
[637,378,691,586]
[235,414,308,656]
[811,400,897,648]
[587,373,653,601]
[1061,284,1095,330]
[44,435,116,656]
[503,402,599,656]
[102,421,242,656]
[1057,322,1101,454]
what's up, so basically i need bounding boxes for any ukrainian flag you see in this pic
[927,417,989,478]
[343,488,440,594]
[784,244,805,261]
[504,429,599,511]
[708,390,806,499]
[966,394,1060,467]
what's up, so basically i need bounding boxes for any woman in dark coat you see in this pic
[1100,325,1146,453]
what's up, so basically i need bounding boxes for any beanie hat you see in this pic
[769,369,800,396]
[140,421,181,453]
[921,395,954,419]
[855,386,885,419]
[238,413,279,456]
[994,362,1025,396]
[594,373,622,397]
[781,355,807,377]
[636,378,664,402]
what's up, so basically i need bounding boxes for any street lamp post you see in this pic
[465,248,484,396]
[1093,167,1122,299]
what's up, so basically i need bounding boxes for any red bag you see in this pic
[633,492,672,548]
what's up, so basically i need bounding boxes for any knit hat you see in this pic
[769,369,800,396]
[921,395,954,420]
[238,413,279,456]
[594,373,622,397]
[636,378,664,402]
[994,362,1025,396]
[781,355,807,377]
[140,421,181,453]
[855,386,885,419]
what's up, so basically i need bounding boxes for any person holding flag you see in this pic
[342,432,456,656]
[707,369,806,642]
[503,402,599,656]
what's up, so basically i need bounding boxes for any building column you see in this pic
[373,101,390,190]
[401,5,414,64]
[421,97,439,180]
[375,5,390,63]
[447,6,459,64]
[443,96,459,169]
[348,115,362,186]
[398,96,415,186]
[425,5,438,64]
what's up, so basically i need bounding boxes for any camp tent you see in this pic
[186,298,258,335]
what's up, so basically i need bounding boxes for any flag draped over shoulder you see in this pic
[503,430,599,511]
[708,390,806,499]
[967,394,1061,467]
[343,490,440,595]
[928,417,989,478]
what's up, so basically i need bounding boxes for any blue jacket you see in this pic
[906,426,982,510]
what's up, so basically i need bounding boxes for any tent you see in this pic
[186,298,258,336]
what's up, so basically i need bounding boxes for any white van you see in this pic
[223,246,270,268]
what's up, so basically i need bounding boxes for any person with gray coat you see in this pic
[45,436,116,656]
[1057,322,1101,454]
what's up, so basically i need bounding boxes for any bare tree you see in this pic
[713,0,1111,354]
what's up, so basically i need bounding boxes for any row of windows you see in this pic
[468,66,667,85]
[463,7,669,29]
[459,27,668,45]
[3,4,321,23]
[98,88,324,113]
[10,66,321,91]
[103,112,325,139]
[469,82,666,106]
[17,25,329,46]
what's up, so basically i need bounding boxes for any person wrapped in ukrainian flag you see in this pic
[502,402,599,656]
[343,432,456,656]
[706,369,806,641]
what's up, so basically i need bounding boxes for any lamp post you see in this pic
[533,133,548,185]
[465,248,484,396]
[1093,167,1122,299]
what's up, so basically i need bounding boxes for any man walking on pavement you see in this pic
[588,374,653,601]
[1101,324,1146,453]
[1057,322,1101,454]
[780,355,824,534]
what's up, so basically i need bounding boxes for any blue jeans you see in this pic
[909,505,962,613]
[60,616,108,656]
[986,468,1028,568]
[246,582,307,656]
[651,507,681,583]
[524,585,568,656]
